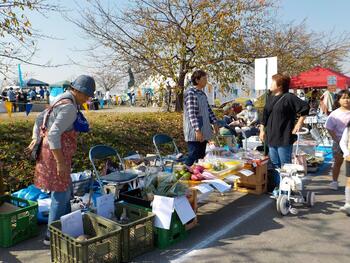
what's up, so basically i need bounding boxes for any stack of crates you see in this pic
[113,202,155,262]
[0,195,39,247]
[49,212,122,263]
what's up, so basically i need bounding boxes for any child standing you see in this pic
[325,90,350,191]
[339,121,350,215]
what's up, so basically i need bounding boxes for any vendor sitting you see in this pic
[218,104,244,136]
[236,100,259,137]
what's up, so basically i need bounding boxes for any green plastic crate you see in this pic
[121,202,188,249]
[154,211,187,249]
[0,195,39,247]
[49,212,122,263]
[113,202,155,262]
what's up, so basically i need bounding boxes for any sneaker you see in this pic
[340,203,350,215]
[329,181,339,190]
[43,236,50,246]
[270,188,279,199]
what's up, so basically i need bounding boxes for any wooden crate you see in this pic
[234,182,267,195]
[235,162,268,195]
[237,162,267,186]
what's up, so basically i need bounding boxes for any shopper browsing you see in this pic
[339,120,350,215]
[325,90,350,190]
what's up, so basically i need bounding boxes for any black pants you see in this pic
[185,141,207,166]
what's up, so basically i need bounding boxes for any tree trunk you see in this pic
[175,71,186,112]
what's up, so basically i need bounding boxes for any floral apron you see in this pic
[34,130,78,192]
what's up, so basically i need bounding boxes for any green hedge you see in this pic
[0,112,185,192]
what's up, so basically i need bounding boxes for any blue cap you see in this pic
[71,75,96,97]
[245,100,253,106]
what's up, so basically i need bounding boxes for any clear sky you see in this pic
[9,0,350,85]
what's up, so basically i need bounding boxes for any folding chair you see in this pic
[89,144,138,198]
[153,134,185,170]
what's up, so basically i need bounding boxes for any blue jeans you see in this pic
[268,145,293,185]
[47,187,72,237]
[185,141,207,166]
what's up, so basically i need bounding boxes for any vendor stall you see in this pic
[290,66,350,90]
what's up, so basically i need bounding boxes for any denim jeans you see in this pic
[47,187,72,237]
[185,141,207,166]
[268,145,293,185]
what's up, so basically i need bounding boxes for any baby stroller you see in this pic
[275,127,316,216]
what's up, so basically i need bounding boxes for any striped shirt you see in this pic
[184,87,217,130]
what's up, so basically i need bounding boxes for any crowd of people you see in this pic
[183,70,350,217]
[22,70,350,247]
[1,86,50,112]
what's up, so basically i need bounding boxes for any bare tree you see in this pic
[0,0,62,78]
[73,0,350,111]
[73,0,275,111]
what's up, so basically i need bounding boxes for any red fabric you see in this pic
[290,66,350,89]
[34,130,78,192]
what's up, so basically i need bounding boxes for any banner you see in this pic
[254,56,277,90]
[25,103,33,116]
[18,64,24,87]
[82,103,89,111]
[99,99,104,109]
[4,101,12,117]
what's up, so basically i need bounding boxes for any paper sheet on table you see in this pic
[224,175,240,182]
[152,195,175,230]
[61,210,84,238]
[37,198,51,213]
[203,179,231,192]
[193,183,214,194]
[239,169,254,177]
[174,196,196,224]
[96,194,115,219]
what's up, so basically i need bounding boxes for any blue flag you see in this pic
[25,103,33,116]
[18,64,24,87]
[99,99,104,109]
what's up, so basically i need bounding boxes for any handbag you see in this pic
[30,137,44,161]
[73,110,89,133]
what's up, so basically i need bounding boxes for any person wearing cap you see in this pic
[237,100,259,128]
[25,75,95,245]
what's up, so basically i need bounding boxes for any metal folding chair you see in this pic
[89,144,138,198]
[153,134,185,169]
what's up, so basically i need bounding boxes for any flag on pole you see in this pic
[25,103,33,116]
[18,64,24,88]
[99,99,104,109]
[82,103,89,111]
[4,101,12,117]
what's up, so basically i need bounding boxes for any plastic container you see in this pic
[315,145,333,163]
[154,212,187,249]
[71,171,93,196]
[49,212,122,263]
[119,188,151,208]
[0,195,39,247]
[113,202,154,262]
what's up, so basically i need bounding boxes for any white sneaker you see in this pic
[329,181,339,190]
[340,203,350,215]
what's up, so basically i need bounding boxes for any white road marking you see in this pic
[170,198,272,263]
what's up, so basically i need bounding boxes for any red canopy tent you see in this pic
[290,66,350,90]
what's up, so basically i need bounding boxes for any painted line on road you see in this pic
[170,198,273,263]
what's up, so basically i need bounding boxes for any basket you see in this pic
[113,202,154,262]
[49,212,122,263]
[0,195,39,247]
